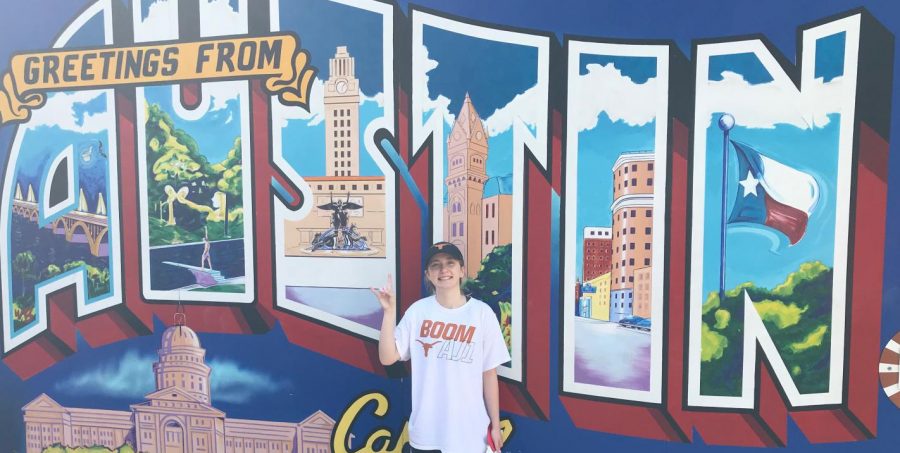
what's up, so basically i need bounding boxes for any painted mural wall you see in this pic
[0,0,898,452]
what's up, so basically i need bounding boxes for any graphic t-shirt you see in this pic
[395,296,510,453]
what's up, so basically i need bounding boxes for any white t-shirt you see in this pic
[395,296,511,453]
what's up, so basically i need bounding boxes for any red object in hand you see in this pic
[487,424,497,452]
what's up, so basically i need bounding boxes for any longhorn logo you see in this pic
[416,339,442,357]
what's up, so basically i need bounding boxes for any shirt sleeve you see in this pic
[482,305,511,372]
[394,308,413,362]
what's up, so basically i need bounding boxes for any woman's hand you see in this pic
[490,423,503,452]
[370,273,396,313]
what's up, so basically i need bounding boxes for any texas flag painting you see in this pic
[727,140,819,245]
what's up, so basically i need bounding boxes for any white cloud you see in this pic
[53,349,290,405]
[702,71,845,129]
[55,350,154,398]
[208,358,290,404]
[362,91,384,108]
[570,63,658,133]
[138,0,243,41]
[199,0,245,37]
[273,78,325,128]
[135,0,178,42]
[417,41,455,128]
[197,81,241,113]
[273,77,384,129]
[483,84,544,136]
[26,90,112,133]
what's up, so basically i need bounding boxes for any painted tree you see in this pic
[700,261,833,396]
[12,251,35,297]
[63,261,110,298]
[43,263,61,280]
[213,137,243,237]
[464,244,513,352]
[145,103,214,230]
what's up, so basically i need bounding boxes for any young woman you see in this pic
[372,242,510,453]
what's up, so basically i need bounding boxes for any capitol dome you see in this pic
[160,324,201,349]
[154,314,211,403]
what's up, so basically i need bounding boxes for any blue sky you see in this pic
[16,123,109,208]
[574,55,658,279]
[423,27,538,193]
[282,99,384,177]
[144,85,242,163]
[279,0,384,95]
[423,25,538,119]
[709,32,845,85]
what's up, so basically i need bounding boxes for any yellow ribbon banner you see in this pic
[0,33,316,124]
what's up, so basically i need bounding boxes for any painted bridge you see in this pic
[12,185,109,257]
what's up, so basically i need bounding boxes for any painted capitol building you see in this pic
[22,315,335,453]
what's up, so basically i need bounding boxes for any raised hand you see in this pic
[370,273,396,312]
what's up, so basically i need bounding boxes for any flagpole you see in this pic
[717,114,735,304]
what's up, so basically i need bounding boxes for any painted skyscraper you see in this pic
[609,152,654,322]
[325,46,360,177]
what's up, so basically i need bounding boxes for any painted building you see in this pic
[444,94,504,277]
[633,266,652,319]
[285,176,387,257]
[582,226,612,281]
[481,175,513,261]
[22,316,335,453]
[285,43,386,258]
[581,272,611,321]
[324,46,361,177]
[610,152,654,322]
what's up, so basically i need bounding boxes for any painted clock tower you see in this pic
[324,46,361,177]
[445,93,489,277]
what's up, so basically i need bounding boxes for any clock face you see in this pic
[336,79,348,94]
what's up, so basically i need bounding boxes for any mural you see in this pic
[689,18,862,408]
[563,41,669,402]
[272,0,397,338]
[0,1,898,452]
[134,0,255,303]
[411,9,551,383]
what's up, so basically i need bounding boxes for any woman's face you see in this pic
[425,253,465,291]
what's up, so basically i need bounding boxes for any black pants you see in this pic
[408,446,442,453]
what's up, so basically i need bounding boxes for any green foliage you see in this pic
[713,309,730,330]
[701,322,728,362]
[145,102,244,243]
[700,261,833,396]
[464,244,511,306]
[148,217,202,245]
[13,251,35,297]
[62,261,110,298]
[44,263,62,280]
[145,103,212,195]
[464,244,513,355]
[191,284,246,293]
[499,301,512,354]
[214,137,243,237]
[12,292,35,330]
[42,442,134,453]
